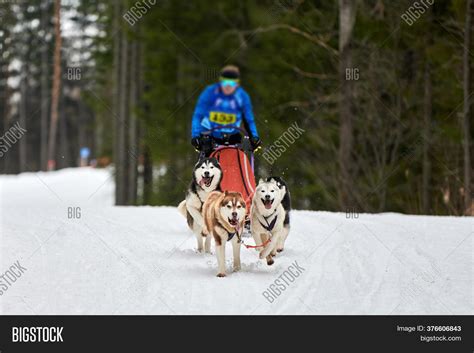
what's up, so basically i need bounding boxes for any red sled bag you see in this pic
[210,146,256,211]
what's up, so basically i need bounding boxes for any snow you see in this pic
[0,167,472,315]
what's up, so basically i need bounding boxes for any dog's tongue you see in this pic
[264,200,272,209]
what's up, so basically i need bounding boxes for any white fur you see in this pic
[250,179,288,264]
[178,159,222,253]
[214,230,243,276]
[194,160,221,193]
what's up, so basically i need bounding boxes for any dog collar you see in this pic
[216,218,238,238]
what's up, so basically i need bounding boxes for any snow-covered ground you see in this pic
[0,168,472,314]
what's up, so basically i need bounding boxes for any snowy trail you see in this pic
[0,168,472,314]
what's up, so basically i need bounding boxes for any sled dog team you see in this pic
[178,157,291,277]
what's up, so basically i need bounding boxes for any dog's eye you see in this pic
[201,166,205,169]
[227,205,231,209]
[210,166,214,169]
[271,190,274,193]
[237,205,241,209]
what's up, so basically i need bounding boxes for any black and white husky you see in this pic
[250,177,291,265]
[178,157,223,253]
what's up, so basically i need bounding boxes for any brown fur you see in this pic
[202,191,245,245]
[203,190,246,277]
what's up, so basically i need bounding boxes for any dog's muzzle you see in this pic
[228,216,239,226]
[199,175,214,187]
[261,198,274,209]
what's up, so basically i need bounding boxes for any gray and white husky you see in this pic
[178,157,223,253]
[250,177,291,265]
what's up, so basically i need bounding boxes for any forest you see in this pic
[0,0,472,215]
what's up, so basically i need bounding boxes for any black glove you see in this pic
[250,137,262,151]
[191,137,201,150]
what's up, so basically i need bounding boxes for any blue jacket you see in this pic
[191,83,259,139]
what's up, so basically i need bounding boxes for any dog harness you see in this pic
[259,213,278,232]
[239,213,276,250]
[216,219,241,243]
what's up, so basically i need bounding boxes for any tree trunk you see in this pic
[422,62,432,214]
[116,15,129,205]
[463,0,473,215]
[128,38,138,205]
[58,98,69,168]
[143,145,153,204]
[40,0,49,171]
[338,0,357,210]
[113,0,120,203]
[422,8,433,215]
[47,0,62,171]
[113,0,123,204]
[19,68,27,171]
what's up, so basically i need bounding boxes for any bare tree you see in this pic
[47,0,62,171]
[422,63,432,214]
[19,62,27,171]
[463,0,473,214]
[113,0,121,203]
[115,1,130,205]
[128,38,139,205]
[40,0,50,171]
[338,0,357,209]
[422,8,433,214]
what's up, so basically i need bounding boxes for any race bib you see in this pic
[209,111,237,125]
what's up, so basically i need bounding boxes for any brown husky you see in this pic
[202,191,246,277]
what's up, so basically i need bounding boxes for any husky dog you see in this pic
[178,157,222,253]
[202,191,246,277]
[265,176,291,252]
[250,178,290,265]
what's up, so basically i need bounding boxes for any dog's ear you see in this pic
[224,190,229,196]
[209,157,220,167]
[258,178,265,185]
[194,157,206,168]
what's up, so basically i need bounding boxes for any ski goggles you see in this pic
[220,78,239,88]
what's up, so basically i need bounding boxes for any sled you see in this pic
[202,127,256,210]
[210,146,255,210]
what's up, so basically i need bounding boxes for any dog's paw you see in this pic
[259,251,265,259]
[233,265,241,272]
[277,248,284,253]
[267,258,274,266]
[216,273,226,278]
